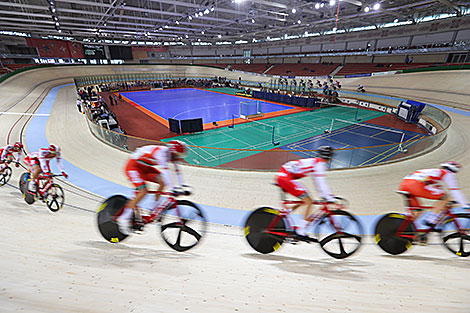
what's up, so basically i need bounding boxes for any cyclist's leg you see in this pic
[276,174,311,236]
[415,184,447,226]
[28,163,42,192]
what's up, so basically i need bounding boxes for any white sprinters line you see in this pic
[0,112,50,116]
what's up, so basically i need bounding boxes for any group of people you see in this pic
[0,143,67,195]
[1,138,467,243]
[110,141,469,243]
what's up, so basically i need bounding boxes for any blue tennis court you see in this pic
[119,88,298,124]
[282,122,426,168]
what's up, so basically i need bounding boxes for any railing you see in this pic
[82,88,451,171]
[74,73,174,88]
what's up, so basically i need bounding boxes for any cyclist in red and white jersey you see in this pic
[0,142,23,172]
[24,144,68,193]
[275,146,336,239]
[117,140,188,235]
[398,161,469,226]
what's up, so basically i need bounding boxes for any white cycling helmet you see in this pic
[440,161,461,173]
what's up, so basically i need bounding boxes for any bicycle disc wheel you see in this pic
[244,207,286,254]
[374,213,415,255]
[96,195,129,243]
[45,183,64,212]
[441,213,470,257]
[314,210,363,259]
[19,172,29,194]
[0,167,12,187]
[160,200,207,252]
[23,178,36,205]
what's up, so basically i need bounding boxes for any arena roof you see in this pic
[0,0,469,44]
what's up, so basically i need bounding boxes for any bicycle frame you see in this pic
[264,199,344,237]
[141,191,178,225]
[36,175,55,197]
[395,205,467,239]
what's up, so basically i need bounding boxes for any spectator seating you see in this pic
[266,63,339,76]
[230,63,272,74]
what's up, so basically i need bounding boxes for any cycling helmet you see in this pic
[14,142,23,150]
[440,161,461,173]
[48,144,60,155]
[168,140,188,158]
[317,146,334,160]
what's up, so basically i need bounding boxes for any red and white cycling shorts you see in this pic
[24,156,40,168]
[399,179,445,207]
[125,159,160,191]
[275,168,308,199]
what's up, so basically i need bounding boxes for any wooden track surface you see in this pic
[0,66,469,312]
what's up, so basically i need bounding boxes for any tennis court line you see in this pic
[370,134,423,165]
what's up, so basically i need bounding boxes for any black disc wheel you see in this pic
[23,178,36,205]
[160,200,207,252]
[0,167,12,187]
[374,213,415,255]
[244,207,286,254]
[440,213,470,257]
[314,210,363,259]
[19,172,29,194]
[96,195,130,243]
[45,183,64,212]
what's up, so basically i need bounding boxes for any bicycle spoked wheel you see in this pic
[314,210,363,259]
[0,167,12,187]
[45,183,64,212]
[374,213,415,255]
[441,213,470,257]
[160,200,207,252]
[244,207,286,254]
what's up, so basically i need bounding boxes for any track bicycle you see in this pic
[244,190,364,259]
[20,172,65,212]
[374,191,470,257]
[97,187,207,252]
[0,160,14,187]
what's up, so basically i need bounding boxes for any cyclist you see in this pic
[24,144,68,194]
[0,142,23,172]
[275,146,337,241]
[117,140,188,235]
[398,161,469,227]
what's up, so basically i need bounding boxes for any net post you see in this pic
[272,126,280,146]
[228,114,235,128]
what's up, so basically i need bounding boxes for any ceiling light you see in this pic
[297,19,301,24]
[292,8,297,14]
[188,16,192,20]
[394,19,399,23]
[201,31,205,34]
[185,34,188,38]
[333,27,337,31]
[218,34,222,38]
[321,3,324,8]
[329,0,336,6]
[364,6,370,12]
[204,9,210,14]
[176,21,179,25]
[315,3,320,9]
[234,0,244,3]
[373,3,381,10]
[251,18,255,23]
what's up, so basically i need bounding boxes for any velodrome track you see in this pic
[0,66,469,312]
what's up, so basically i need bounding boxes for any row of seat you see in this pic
[252,90,321,108]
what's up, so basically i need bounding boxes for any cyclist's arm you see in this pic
[154,148,173,190]
[37,150,51,172]
[312,161,335,202]
[173,161,184,187]
[443,172,468,207]
[15,149,22,163]
[56,153,65,172]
